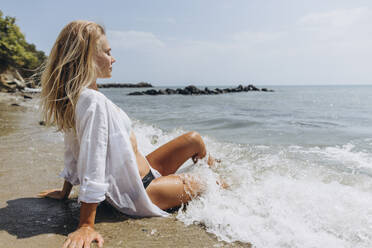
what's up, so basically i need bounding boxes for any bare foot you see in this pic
[192,154,221,168]
[216,177,229,189]
[207,155,221,168]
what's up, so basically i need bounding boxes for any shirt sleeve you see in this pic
[76,95,109,203]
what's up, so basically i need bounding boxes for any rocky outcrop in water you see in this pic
[98,82,153,88]
[128,84,274,96]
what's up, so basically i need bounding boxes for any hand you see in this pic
[37,189,66,200]
[63,226,104,248]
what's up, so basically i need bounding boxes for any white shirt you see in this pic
[60,87,168,217]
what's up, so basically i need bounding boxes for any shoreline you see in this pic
[0,93,248,248]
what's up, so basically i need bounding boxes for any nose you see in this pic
[111,56,116,64]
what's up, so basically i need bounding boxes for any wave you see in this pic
[132,120,372,248]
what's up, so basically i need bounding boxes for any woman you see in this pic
[38,20,216,248]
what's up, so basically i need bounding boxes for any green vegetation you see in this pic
[0,10,46,78]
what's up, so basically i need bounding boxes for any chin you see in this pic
[101,73,112,79]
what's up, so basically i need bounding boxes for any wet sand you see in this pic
[0,93,249,248]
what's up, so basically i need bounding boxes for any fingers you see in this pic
[62,239,87,248]
[69,240,78,248]
[85,241,91,248]
[62,229,103,248]
[84,237,93,248]
[62,238,71,248]
[37,189,58,198]
[62,238,91,248]
[96,233,104,247]
[76,239,84,248]
[84,236,96,248]
[37,192,52,198]
[37,190,50,197]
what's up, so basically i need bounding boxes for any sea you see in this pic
[101,85,372,248]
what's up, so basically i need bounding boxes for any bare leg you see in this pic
[146,131,212,176]
[146,174,203,210]
[145,131,220,209]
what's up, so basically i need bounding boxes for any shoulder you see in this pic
[78,87,107,104]
[76,87,107,112]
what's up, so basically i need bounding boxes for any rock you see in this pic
[176,88,191,95]
[215,88,223,94]
[165,88,176,94]
[261,88,274,92]
[127,84,273,96]
[136,82,152,88]
[23,94,32,99]
[11,103,20,106]
[98,82,153,88]
[248,84,260,91]
[0,67,26,93]
[181,89,191,95]
[39,121,46,126]
[144,89,159,95]
[185,85,201,94]
[128,91,145,95]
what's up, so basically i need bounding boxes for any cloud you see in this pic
[295,7,372,50]
[107,30,165,50]
[135,17,176,25]
[107,8,372,84]
[298,7,371,29]
[232,31,284,44]
[164,17,176,25]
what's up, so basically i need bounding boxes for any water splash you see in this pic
[132,120,372,248]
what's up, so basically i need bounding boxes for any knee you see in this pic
[186,131,207,158]
[186,131,203,145]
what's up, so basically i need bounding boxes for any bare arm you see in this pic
[61,180,73,199]
[78,202,98,228]
[38,180,73,200]
[63,202,104,248]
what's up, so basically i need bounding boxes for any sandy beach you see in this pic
[0,92,248,248]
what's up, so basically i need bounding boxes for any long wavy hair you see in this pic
[40,20,105,133]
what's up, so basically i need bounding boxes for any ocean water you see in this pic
[102,85,372,248]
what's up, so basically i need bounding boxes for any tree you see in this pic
[0,10,46,78]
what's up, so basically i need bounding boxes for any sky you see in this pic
[2,0,372,86]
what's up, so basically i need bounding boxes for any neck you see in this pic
[88,80,98,91]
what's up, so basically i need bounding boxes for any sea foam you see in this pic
[133,120,372,248]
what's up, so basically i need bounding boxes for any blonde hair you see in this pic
[40,20,105,133]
